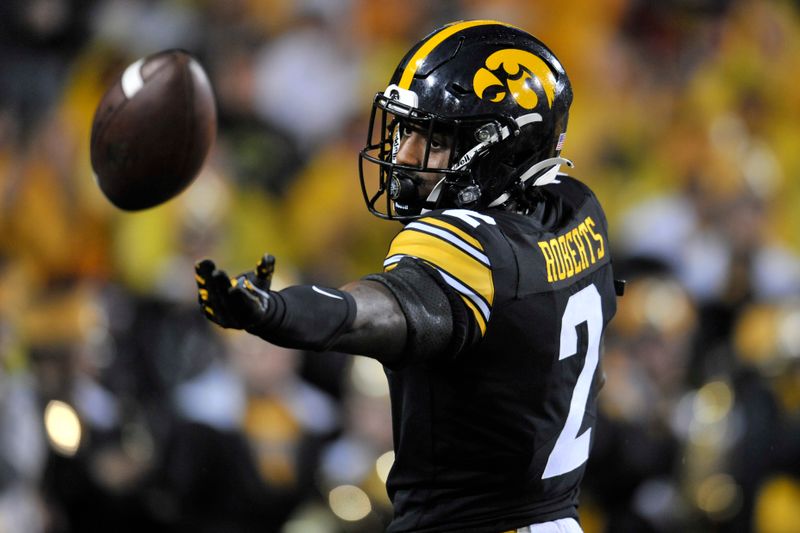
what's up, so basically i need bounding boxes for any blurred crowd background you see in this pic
[2,0,800,531]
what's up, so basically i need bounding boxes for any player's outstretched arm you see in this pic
[334,280,407,361]
[195,255,408,364]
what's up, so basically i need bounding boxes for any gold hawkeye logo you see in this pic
[473,49,557,110]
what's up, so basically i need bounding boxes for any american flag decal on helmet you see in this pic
[556,133,566,151]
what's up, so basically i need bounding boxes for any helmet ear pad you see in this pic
[467,117,557,207]
[471,142,517,206]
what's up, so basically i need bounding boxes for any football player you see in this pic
[196,20,620,533]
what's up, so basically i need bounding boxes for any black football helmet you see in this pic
[359,20,573,221]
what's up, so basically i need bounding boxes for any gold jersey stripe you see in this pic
[398,20,511,89]
[434,267,491,324]
[384,254,490,335]
[387,231,494,314]
[405,222,489,266]
[387,233,493,305]
[459,294,487,335]
[418,217,483,251]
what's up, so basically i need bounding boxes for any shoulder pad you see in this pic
[384,209,499,336]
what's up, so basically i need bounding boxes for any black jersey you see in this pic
[380,176,618,533]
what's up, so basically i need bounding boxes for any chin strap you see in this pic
[487,156,574,208]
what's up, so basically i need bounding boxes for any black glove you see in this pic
[195,254,275,330]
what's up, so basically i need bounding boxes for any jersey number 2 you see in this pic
[542,284,603,479]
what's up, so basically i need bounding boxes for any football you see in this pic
[90,49,217,210]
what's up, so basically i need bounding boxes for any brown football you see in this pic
[90,49,216,210]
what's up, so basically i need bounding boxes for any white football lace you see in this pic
[121,58,146,99]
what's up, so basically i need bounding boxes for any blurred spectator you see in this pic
[252,5,361,150]
[89,0,203,57]
[586,262,697,531]
[0,0,96,143]
[165,331,339,532]
[0,313,46,533]
[316,357,394,531]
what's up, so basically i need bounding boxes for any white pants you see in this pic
[516,517,583,533]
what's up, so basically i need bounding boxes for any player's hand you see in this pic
[194,254,276,330]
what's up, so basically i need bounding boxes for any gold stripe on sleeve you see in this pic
[387,231,494,307]
[419,217,484,251]
[459,294,487,335]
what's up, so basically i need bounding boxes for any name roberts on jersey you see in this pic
[537,215,605,283]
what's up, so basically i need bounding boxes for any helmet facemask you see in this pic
[359,86,520,221]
